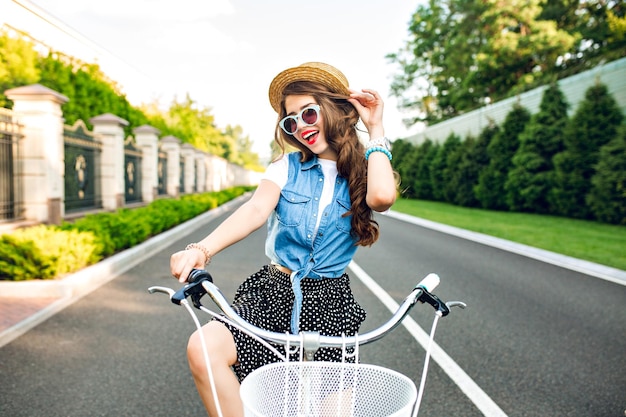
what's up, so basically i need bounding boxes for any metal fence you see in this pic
[157,149,168,196]
[64,121,103,213]
[124,137,143,203]
[179,159,185,194]
[0,108,23,222]
[1,98,257,226]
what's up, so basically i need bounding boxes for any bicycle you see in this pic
[149,269,466,417]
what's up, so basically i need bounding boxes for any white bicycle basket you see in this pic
[240,361,417,417]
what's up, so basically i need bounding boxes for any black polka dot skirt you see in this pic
[221,264,366,382]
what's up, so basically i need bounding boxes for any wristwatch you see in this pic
[366,136,391,151]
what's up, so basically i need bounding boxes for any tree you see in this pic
[388,0,576,124]
[446,135,476,206]
[38,53,149,136]
[1,29,258,166]
[392,139,435,199]
[476,104,531,209]
[532,1,625,71]
[388,0,488,124]
[550,83,623,218]
[224,124,264,171]
[414,140,439,200]
[441,133,464,203]
[0,28,40,107]
[474,0,577,99]
[571,1,626,63]
[587,126,626,225]
[390,139,417,197]
[397,139,439,200]
[505,83,569,213]
[160,94,225,156]
[451,123,498,207]
[430,133,462,202]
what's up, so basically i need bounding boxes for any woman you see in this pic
[170,62,396,416]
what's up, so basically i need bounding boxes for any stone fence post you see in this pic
[134,125,160,203]
[205,154,227,192]
[195,150,207,192]
[180,143,196,194]
[160,136,181,197]
[90,113,128,211]
[5,84,68,225]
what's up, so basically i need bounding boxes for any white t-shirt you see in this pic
[263,155,338,236]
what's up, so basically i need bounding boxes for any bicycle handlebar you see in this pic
[149,269,465,350]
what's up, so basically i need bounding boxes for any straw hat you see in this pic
[268,62,350,113]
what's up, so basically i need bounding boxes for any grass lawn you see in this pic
[391,198,626,272]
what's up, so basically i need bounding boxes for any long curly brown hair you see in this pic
[273,81,379,247]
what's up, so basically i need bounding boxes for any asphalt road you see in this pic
[1,206,624,417]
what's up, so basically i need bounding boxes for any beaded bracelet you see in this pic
[185,243,212,265]
[366,136,390,150]
[365,146,392,161]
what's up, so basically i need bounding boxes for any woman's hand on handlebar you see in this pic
[170,249,206,283]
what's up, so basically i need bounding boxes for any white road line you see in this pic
[349,261,509,417]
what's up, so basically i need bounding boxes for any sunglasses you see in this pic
[278,105,321,135]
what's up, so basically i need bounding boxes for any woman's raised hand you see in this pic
[348,88,384,136]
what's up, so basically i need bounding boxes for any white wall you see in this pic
[406,57,626,145]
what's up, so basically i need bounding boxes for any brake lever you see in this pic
[148,286,176,297]
[417,288,451,317]
[171,269,214,308]
[446,301,467,309]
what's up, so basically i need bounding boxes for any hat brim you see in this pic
[268,62,350,113]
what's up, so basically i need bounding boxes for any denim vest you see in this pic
[265,152,358,334]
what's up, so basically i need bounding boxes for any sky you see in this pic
[5,0,423,159]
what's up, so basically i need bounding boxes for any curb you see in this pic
[386,210,626,286]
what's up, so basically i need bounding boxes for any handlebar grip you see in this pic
[187,269,213,284]
[171,269,213,307]
[416,273,440,292]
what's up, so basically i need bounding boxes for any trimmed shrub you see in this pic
[0,235,56,280]
[476,104,531,210]
[550,84,623,218]
[10,225,101,277]
[587,127,626,224]
[505,83,568,213]
[0,186,253,280]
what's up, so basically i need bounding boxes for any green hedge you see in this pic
[0,187,253,281]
